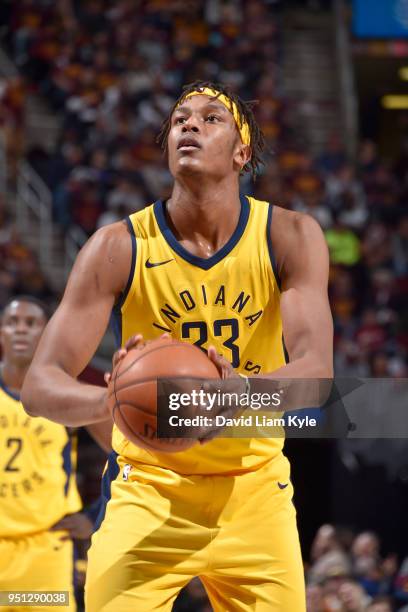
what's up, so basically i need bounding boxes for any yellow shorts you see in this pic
[85,451,305,611]
[0,531,76,612]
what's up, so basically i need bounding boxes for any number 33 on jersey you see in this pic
[112,195,286,376]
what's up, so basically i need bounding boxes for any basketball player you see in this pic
[22,82,333,611]
[0,296,111,611]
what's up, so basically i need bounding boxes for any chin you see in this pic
[174,158,205,177]
[13,351,33,366]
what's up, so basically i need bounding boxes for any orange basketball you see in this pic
[107,337,220,452]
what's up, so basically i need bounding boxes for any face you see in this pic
[167,94,251,180]
[306,584,324,611]
[352,533,379,558]
[368,603,392,612]
[338,581,365,611]
[311,524,336,561]
[0,301,47,367]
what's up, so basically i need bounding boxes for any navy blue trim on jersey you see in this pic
[110,216,137,348]
[62,438,72,496]
[282,334,289,364]
[110,309,122,349]
[0,377,20,401]
[267,203,281,290]
[94,451,120,532]
[115,216,137,310]
[153,195,250,270]
[83,497,103,527]
[72,541,78,596]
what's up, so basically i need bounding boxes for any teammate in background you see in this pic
[22,82,333,611]
[0,296,111,611]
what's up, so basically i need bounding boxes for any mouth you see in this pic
[13,340,30,350]
[177,138,201,151]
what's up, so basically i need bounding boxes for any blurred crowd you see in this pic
[0,194,54,308]
[1,0,405,379]
[304,525,408,612]
[4,0,285,233]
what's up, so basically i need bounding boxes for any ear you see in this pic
[233,142,252,173]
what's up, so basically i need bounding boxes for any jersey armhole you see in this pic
[110,216,137,348]
[267,204,287,363]
[114,216,137,312]
[267,203,281,290]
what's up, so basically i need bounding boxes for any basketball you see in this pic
[107,337,220,453]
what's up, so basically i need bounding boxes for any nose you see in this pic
[15,320,29,334]
[182,115,200,133]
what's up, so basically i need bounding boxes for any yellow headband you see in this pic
[180,87,251,146]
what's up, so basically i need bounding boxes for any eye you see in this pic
[174,116,186,125]
[206,114,220,123]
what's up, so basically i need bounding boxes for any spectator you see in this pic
[308,525,352,585]
[337,579,371,611]
[392,215,408,278]
[306,583,326,611]
[352,532,397,599]
[325,215,360,267]
[366,596,394,612]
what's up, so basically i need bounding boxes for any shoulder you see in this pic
[86,219,132,252]
[270,205,328,280]
[69,220,134,297]
[272,205,324,242]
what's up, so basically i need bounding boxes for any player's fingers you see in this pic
[200,375,241,399]
[50,519,70,531]
[109,334,169,387]
[112,347,127,369]
[199,378,221,405]
[124,334,144,351]
[57,533,71,541]
[207,346,232,379]
[198,425,222,444]
[112,335,146,372]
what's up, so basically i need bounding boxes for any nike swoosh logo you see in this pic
[145,257,175,268]
[278,482,289,489]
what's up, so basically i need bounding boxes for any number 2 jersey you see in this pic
[0,380,82,537]
[111,195,286,475]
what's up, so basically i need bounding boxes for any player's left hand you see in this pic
[50,512,94,540]
[197,346,247,445]
[207,346,240,380]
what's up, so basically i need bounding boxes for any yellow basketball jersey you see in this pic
[0,381,82,537]
[111,195,286,474]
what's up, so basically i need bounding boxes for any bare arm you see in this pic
[86,420,113,453]
[270,209,333,379]
[21,222,131,426]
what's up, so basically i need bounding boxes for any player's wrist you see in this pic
[98,389,112,422]
[238,373,251,396]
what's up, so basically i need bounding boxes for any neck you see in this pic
[0,361,28,394]
[167,176,241,245]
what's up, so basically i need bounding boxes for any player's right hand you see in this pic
[51,512,94,540]
[104,334,143,386]
[104,333,170,385]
